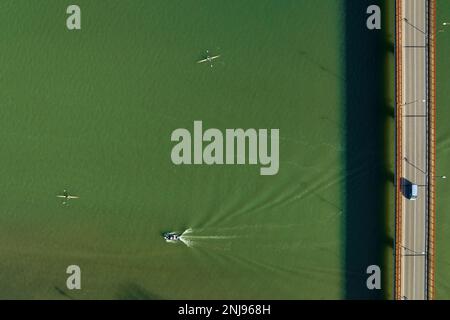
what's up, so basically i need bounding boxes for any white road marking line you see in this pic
[413,0,417,300]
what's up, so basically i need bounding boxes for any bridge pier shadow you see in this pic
[342,0,392,299]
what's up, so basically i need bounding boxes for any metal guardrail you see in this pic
[424,0,430,300]
[394,0,404,300]
[427,0,436,301]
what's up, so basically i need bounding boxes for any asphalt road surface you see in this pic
[400,0,429,301]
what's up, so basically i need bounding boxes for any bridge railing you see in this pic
[427,0,436,301]
[394,0,404,301]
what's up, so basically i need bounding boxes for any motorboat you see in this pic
[163,232,181,242]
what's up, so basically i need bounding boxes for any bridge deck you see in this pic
[395,0,436,300]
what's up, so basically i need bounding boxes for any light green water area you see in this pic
[0,1,395,299]
[436,0,450,300]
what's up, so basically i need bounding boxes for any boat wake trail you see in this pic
[178,228,238,248]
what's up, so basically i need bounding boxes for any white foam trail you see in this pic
[177,228,238,247]
[182,235,238,240]
[179,237,194,247]
[181,228,194,236]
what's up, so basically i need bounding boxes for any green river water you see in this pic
[0,0,398,299]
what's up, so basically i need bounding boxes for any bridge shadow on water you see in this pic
[116,283,163,300]
[342,0,393,299]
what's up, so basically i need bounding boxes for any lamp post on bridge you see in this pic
[403,18,427,36]
[400,99,426,106]
[401,245,426,256]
